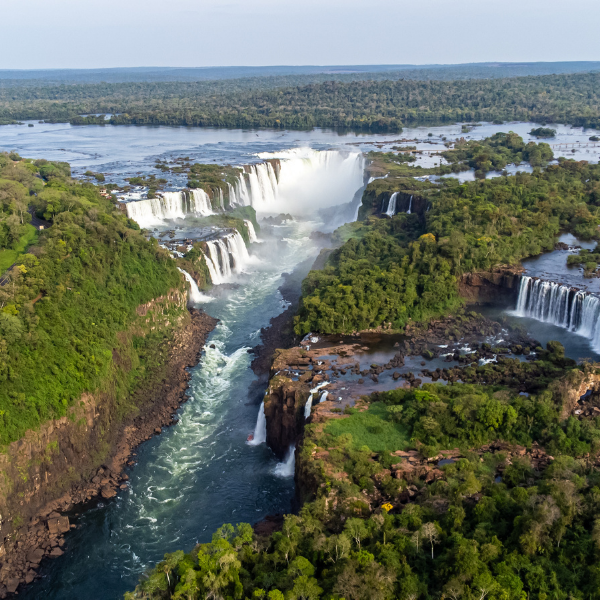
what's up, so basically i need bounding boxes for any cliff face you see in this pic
[0,289,217,596]
[263,375,310,459]
[459,267,523,304]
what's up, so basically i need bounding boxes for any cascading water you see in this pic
[203,231,251,284]
[304,382,329,419]
[178,268,213,304]
[514,275,600,351]
[273,445,296,478]
[244,220,258,243]
[384,192,398,217]
[227,149,364,215]
[382,193,413,217]
[248,402,267,445]
[126,190,213,227]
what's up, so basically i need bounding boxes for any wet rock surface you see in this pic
[260,312,538,464]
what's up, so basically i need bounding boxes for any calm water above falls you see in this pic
[3,122,600,598]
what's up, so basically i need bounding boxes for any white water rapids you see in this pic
[18,146,367,600]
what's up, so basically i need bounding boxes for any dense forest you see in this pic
[0,152,183,446]
[122,134,600,600]
[2,61,599,88]
[294,140,600,334]
[3,72,600,130]
[128,353,600,600]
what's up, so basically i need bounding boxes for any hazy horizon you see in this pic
[2,0,599,70]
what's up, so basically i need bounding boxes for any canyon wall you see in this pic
[0,289,217,595]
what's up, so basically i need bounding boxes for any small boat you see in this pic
[247,433,254,442]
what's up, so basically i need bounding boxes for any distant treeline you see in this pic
[2,72,600,131]
[1,61,599,88]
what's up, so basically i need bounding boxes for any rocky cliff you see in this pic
[0,290,217,597]
[459,266,523,304]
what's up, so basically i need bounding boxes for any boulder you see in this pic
[47,516,70,536]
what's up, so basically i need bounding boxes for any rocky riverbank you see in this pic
[0,304,217,598]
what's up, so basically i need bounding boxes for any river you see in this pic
[1,120,599,598]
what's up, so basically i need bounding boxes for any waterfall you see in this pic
[383,193,413,217]
[385,192,398,217]
[514,275,600,351]
[273,445,295,477]
[244,220,258,243]
[304,396,314,419]
[248,402,267,445]
[178,268,213,303]
[304,382,329,419]
[126,149,364,224]
[202,231,250,284]
[126,190,213,227]
[234,149,364,215]
[319,391,328,403]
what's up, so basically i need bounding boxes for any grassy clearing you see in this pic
[324,402,409,452]
[0,224,38,273]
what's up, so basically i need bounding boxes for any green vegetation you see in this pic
[566,244,600,276]
[530,127,557,138]
[3,72,600,131]
[324,402,409,452]
[84,170,106,182]
[128,358,600,600]
[442,131,554,177]
[0,152,182,446]
[0,223,37,272]
[294,138,600,335]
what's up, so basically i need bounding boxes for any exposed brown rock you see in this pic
[0,295,218,596]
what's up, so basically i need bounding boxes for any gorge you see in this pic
[3,122,600,600]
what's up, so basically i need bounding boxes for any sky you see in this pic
[2,0,599,69]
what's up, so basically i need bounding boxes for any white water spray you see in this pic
[244,220,258,243]
[274,445,296,477]
[126,190,213,227]
[514,275,600,351]
[229,149,364,215]
[385,192,398,217]
[178,268,213,303]
[248,401,267,445]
